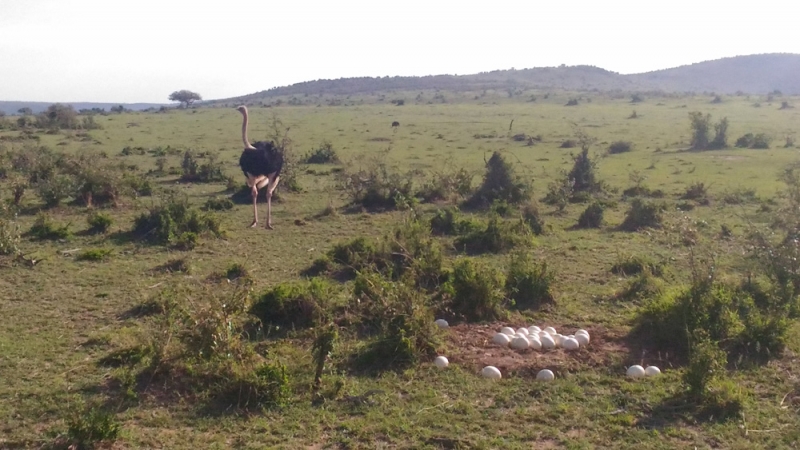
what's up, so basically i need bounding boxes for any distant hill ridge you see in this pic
[0,101,165,116]
[220,53,800,104]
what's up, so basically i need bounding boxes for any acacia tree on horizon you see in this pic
[169,90,202,108]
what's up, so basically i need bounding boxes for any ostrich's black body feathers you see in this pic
[239,140,284,179]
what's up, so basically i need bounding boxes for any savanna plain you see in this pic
[1,90,800,449]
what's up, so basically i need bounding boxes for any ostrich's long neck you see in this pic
[241,107,256,150]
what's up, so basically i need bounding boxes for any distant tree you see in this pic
[110,105,125,114]
[17,107,32,115]
[709,117,729,149]
[0,110,5,118]
[169,90,202,108]
[37,103,78,129]
[689,112,711,150]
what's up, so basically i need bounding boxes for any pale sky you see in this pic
[1,0,798,103]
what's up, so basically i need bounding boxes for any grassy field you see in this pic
[1,90,800,449]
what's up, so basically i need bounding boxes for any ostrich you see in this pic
[236,105,284,229]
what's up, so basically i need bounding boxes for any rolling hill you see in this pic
[0,101,166,116]
[218,53,800,105]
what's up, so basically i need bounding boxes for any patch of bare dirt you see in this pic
[441,321,629,377]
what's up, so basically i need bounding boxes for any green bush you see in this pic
[250,278,334,329]
[0,218,21,256]
[66,404,121,449]
[454,214,533,254]
[735,132,770,149]
[612,270,664,302]
[35,172,77,207]
[521,201,545,235]
[351,271,441,370]
[26,213,71,240]
[429,207,481,236]
[445,258,507,322]
[577,202,604,228]
[336,156,416,211]
[76,248,112,262]
[248,363,291,408]
[683,330,727,398]
[303,141,340,164]
[180,151,227,183]
[634,280,788,361]
[203,197,234,211]
[608,141,633,154]
[224,263,249,281]
[620,199,665,231]
[133,193,222,246]
[464,151,530,208]
[681,182,708,201]
[87,211,113,234]
[505,251,555,310]
[417,165,473,203]
[611,254,663,277]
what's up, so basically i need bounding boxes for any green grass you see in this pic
[1,90,799,448]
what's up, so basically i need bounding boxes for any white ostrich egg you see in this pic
[554,334,565,347]
[645,366,661,376]
[482,366,502,379]
[529,337,542,350]
[576,329,589,337]
[501,327,516,336]
[528,326,541,334]
[626,365,646,378]
[540,334,556,349]
[544,326,557,335]
[435,319,449,329]
[434,356,449,368]
[493,332,512,346]
[511,336,530,350]
[562,338,580,351]
[516,327,529,336]
[575,333,590,346]
[536,369,555,381]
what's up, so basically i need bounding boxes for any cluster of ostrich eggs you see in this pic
[626,365,662,378]
[492,325,590,352]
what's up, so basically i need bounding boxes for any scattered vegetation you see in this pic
[303,141,340,164]
[444,258,507,322]
[504,251,555,310]
[464,151,530,209]
[620,199,665,231]
[132,192,223,247]
[576,202,604,228]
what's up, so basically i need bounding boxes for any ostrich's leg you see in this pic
[250,184,258,228]
[265,175,281,230]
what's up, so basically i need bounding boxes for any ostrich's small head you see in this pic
[235,105,247,114]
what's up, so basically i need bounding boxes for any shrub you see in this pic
[87,211,113,234]
[708,117,729,149]
[336,156,416,210]
[522,201,545,235]
[611,254,663,277]
[608,141,633,154]
[721,188,757,205]
[735,132,770,149]
[26,213,71,240]
[303,141,340,164]
[681,182,708,201]
[76,248,112,262]
[353,274,440,370]
[565,99,579,106]
[612,270,664,302]
[248,363,291,408]
[454,214,532,254]
[35,173,77,207]
[464,151,530,208]
[417,164,473,203]
[429,206,481,236]
[543,176,573,211]
[180,151,226,183]
[203,197,234,211]
[576,202,604,228]
[0,218,21,256]
[620,199,664,231]
[683,331,727,399]
[224,263,249,281]
[505,251,555,310]
[689,112,710,150]
[66,403,121,449]
[250,278,334,329]
[174,232,199,250]
[568,148,601,194]
[560,139,577,148]
[327,236,378,274]
[634,280,789,362]
[444,258,507,322]
[132,193,223,246]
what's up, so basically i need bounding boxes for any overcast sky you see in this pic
[1,0,798,104]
